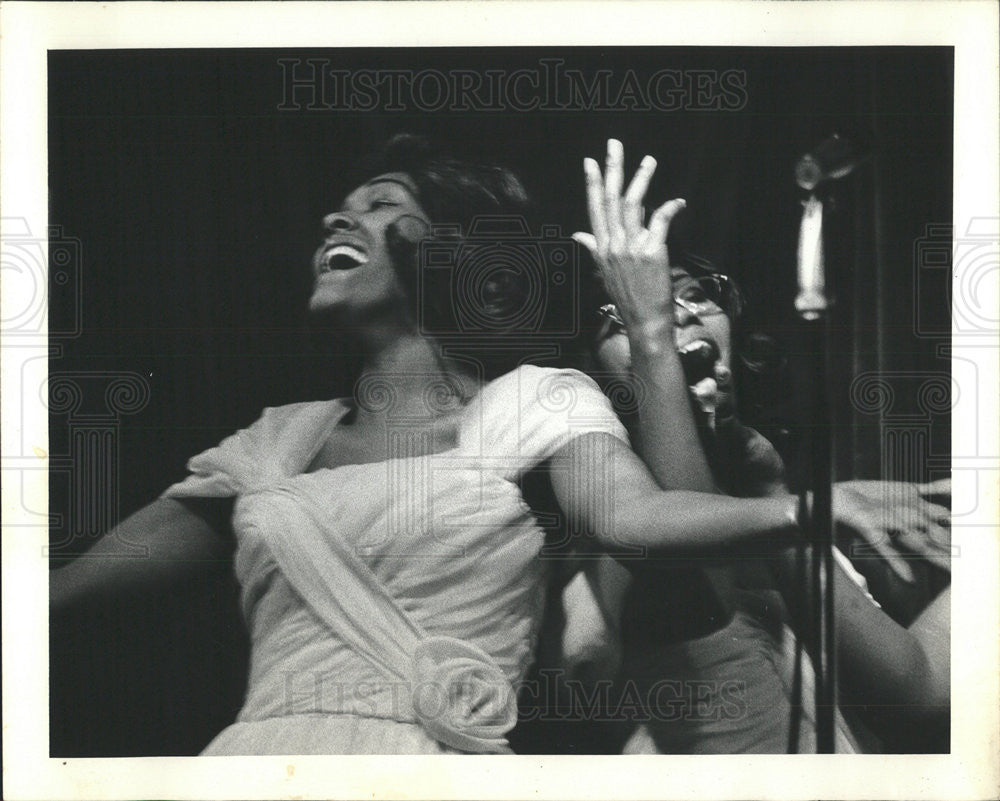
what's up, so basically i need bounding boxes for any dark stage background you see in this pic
[48,48,952,755]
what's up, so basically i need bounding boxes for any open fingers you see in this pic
[623,155,657,237]
[604,139,626,248]
[583,157,609,251]
[646,197,687,248]
[917,477,952,506]
[918,477,952,494]
[896,528,953,571]
[873,536,917,583]
[920,521,953,551]
[847,526,916,583]
[572,232,598,257]
[920,501,952,526]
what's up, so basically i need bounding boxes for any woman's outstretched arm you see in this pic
[549,431,800,556]
[50,496,234,610]
[549,429,934,575]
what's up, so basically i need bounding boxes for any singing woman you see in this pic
[561,139,951,753]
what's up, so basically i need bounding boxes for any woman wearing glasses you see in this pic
[563,139,951,753]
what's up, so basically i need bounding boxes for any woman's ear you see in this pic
[391,214,431,245]
[385,215,431,278]
[386,217,454,334]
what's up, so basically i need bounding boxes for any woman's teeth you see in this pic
[678,338,719,360]
[323,245,368,271]
[678,338,720,384]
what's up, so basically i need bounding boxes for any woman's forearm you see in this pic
[574,139,715,493]
[629,332,718,492]
[607,487,800,556]
[50,496,233,610]
[551,433,799,557]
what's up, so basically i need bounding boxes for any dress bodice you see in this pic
[163,366,628,753]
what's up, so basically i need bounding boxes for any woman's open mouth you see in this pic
[319,244,369,273]
[678,338,720,385]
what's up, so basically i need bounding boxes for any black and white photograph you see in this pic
[2,3,998,800]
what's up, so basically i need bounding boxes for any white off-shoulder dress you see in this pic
[163,366,628,755]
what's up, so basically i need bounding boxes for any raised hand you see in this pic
[572,139,687,334]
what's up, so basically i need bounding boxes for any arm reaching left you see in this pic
[549,431,881,558]
[50,496,234,611]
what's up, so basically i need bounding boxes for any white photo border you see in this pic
[2,2,998,799]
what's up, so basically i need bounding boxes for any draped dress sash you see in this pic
[240,485,519,754]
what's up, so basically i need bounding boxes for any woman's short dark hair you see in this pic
[364,134,555,380]
[369,133,534,234]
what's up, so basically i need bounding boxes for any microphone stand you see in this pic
[795,192,837,753]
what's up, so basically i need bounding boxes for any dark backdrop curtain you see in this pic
[48,47,952,755]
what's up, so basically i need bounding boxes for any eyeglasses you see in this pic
[597,274,737,333]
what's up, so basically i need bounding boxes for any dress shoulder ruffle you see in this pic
[162,400,346,498]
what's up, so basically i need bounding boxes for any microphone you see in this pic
[795,133,867,191]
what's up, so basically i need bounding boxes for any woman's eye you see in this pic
[677,285,708,303]
[371,200,397,209]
